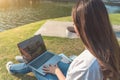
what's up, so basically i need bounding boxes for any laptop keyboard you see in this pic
[30,52,54,69]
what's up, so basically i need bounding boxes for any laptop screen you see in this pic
[18,35,47,63]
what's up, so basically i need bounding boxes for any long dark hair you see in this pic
[72,0,120,79]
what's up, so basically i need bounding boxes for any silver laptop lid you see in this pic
[17,34,47,63]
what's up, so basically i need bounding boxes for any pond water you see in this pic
[106,5,120,13]
[0,1,120,33]
[116,32,120,39]
[0,1,73,31]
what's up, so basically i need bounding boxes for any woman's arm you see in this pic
[43,64,65,80]
[55,67,65,80]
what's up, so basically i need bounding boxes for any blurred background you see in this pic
[0,0,120,32]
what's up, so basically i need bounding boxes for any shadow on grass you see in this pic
[13,74,37,80]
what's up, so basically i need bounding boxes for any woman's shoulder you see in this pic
[66,50,103,80]
[72,49,97,69]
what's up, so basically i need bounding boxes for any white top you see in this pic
[66,49,103,80]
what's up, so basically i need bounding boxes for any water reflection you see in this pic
[0,0,40,9]
[115,32,120,39]
[106,5,120,13]
[0,1,73,31]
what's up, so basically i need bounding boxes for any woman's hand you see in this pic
[43,64,66,80]
[42,64,60,75]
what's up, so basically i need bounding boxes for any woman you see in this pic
[6,0,120,80]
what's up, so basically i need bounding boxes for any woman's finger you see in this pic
[42,67,49,71]
[43,65,48,68]
[43,70,51,73]
[54,64,58,67]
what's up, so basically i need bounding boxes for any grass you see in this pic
[0,14,120,80]
[0,16,84,80]
[109,14,120,25]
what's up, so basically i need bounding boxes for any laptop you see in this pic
[17,34,62,75]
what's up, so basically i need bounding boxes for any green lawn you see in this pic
[109,14,120,25]
[0,14,120,80]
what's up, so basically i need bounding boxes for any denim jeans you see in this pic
[10,61,70,80]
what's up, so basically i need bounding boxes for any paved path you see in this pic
[112,25,120,32]
[34,20,120,39]
[34,20,78,38]
[113,25,120,40]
